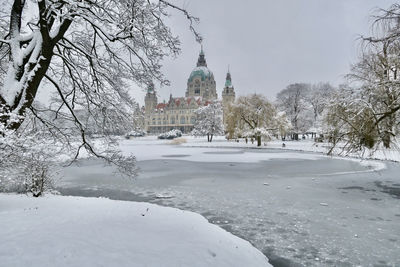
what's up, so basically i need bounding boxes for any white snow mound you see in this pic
[0,194,271,267]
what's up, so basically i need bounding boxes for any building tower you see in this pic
[186,47,217,101]
[222,69,236,125]
[222,69,236,106]
[145,83,157,113]
[144,83,157,132]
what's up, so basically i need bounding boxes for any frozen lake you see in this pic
[58,140,400,267]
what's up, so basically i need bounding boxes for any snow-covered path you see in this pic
[58,137,400,267]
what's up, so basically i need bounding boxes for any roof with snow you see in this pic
[156,103,167,110]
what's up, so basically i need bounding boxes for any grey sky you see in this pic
[132,0,395,105]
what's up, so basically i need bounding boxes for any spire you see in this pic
[197,45,207,67]
[225,67,232,88]
[147,82,155,93]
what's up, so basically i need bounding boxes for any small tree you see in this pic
[192,102,224,142]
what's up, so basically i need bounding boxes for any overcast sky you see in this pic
[133,0,395,105]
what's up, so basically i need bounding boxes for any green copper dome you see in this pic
[188,66,214,82]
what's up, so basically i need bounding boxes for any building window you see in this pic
[195,89,200,94]
[180,116,185,124]
[190,116,196,124]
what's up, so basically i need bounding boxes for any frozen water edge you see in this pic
[58,138,400,267]
[119,137,387,174]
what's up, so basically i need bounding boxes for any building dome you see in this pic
[188,66,214,83]
[185,47,217,100]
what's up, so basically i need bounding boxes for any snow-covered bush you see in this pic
[158,129,182,140]
[0,129,57,197]
[2,153,55,197]
[125,130,146,139]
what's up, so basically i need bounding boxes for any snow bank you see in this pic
[0,194,271,267]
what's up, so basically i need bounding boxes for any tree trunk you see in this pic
[381,115,394,149]
[257,135,261,147]
[382,131,391,148]
[207,134,210,142]
[210,134,213,142]
[1,36,54,134]
[1,56,52,132]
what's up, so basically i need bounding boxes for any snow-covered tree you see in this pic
[192,101,224,142]
[227,94,286,146]
[276,83,312,139]
[308,83,335,124]
[326,4,400,151]
[0,0,199,183]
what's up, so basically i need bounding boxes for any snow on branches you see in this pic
[192,101,224,142]
[226,94,288,146]
[0,0,199,184]
[325,4,400,152]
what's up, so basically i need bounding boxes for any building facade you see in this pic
[144,49,235,134]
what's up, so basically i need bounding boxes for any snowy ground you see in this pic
[0,194,270,267]
[57,136,400,267]
[180,136,400,162]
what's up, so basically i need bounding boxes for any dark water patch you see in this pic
[162,154,190,158]
[262,247,303,267]
[201,211,214,217]
[374,260,390,267]
[374,181,400,198]
[220,224,234,233]
[339,186,365,190]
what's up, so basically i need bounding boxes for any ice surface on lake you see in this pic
[59,140,400,267]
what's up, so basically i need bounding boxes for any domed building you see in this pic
[185,48,218,101]
[144,49,235,134]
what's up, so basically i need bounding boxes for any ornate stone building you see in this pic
[144,49,235,134]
